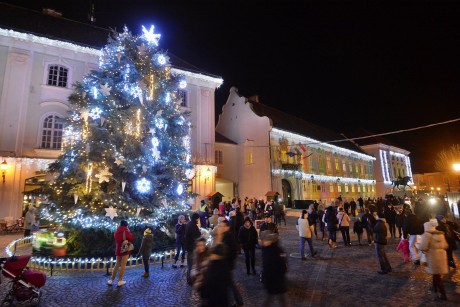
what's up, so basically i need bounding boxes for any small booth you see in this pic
[206,191,224,210]
[265,191,280,202]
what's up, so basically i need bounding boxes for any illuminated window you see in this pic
[329,183,334,192]
[342,161,347,172]
[245,142,254,165]
[351,184,355,193]
[344,183,349,193]
[357,184,361,193]
[337,183,342,193]
[41,115,63,149]
[47,65,68,87]
[215,150,223,165]
[335,158,340,171]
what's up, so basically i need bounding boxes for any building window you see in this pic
[47,65,68,87]
[342,161,347,173]
[215,150,223,165]
[344,183,349,193]
[329,183,334,192]
[41,115,63,149]
[178,90,188,107]
[337,183,342,193]
[245,152,253,165]
[351,184,355,193]
[335,158,340,172]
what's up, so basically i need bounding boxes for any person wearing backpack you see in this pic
[402,208,424,265]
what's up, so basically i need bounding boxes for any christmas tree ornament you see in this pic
[95,167,113,183]
[122,181,126,192]
[100,83,112,96]
[136,207,142,217]
[105,206,118,220]
[135,178,152,193]
[73,193,78,204]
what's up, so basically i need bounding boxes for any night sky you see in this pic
[3,0,460,172]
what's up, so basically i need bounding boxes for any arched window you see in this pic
[47,65,68,87]
[41,115,63,149]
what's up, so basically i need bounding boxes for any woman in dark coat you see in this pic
[238,216,258,275]
[261,231,288,307]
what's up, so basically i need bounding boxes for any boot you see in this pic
[180,259,185,268]
[142,272,149,278]
[333,242,337,249]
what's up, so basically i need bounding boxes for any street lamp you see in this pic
[0,160,7,183]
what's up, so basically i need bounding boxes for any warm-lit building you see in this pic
[215,87,377,207]
[360,143,413,197]
[0,4,222,218]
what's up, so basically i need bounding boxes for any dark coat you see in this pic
[373,219,388,245]
[385,208,397,224]
[403,213,423,237]
[184,220,201,252]
[222,231,237,270]
[361,213,376,230]
[436,221,458,251]
[262,242,287,294]
[201,243,230,306]
[238,225,258,248]
[230,212,244,239]
[114,226,134,257]
[138,234,153,259]
[395,213,404,228]
[175,223,186,243]
[324,208,338,231]
[259,222,278,238]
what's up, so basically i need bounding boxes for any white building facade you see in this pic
[0,8,222,218]
[360,143,413,197]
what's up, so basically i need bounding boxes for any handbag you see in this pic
[120,230,134,253]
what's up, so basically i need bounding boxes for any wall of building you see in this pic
[216,87,272,200]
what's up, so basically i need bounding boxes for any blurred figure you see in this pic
[230,207,244,254]
[307,204,318,240]
[436,215,458,268]
[361,208,376,246]
[385,205,397,239]
[138,227,153,277]
[201,227,230,307]
[172,215,186,268]
[395,209,404,238]
[238,216,258,275]
[24,205,36,237]
[353,217,364,245]
[208,208,219,229]
[260,231,288,307]
[317,203,326,240]
[190,237,209,305]
[185,213,201,284]
[323,205,338,248]
[199,200,209,229]
[403,208,424,265]
[418,219,449,301]
[396,238,410,262]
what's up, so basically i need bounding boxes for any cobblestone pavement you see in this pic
[0,213,459,306]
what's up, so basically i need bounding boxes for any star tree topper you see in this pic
[141,25,161,46]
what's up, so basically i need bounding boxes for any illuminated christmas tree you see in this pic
[45,25,194,231]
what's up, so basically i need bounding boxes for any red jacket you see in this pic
[114,226,134,256]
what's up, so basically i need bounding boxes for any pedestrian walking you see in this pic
[307,204,318,240]
[260,231,288,307]
[238,216,258,275]
[172,215,186,268]
[403,208,424,265]
[199,200,209,229]
[385,205,397,238]
[395,208,404,238]
[297,210,317,259]
[108,220,134,287]
[185,212,201,284]
[138,227,153,277]
[353,217,364,245]
[24,206,36,237]
[418,219,449,301]
[361,208,375,246]
[337,207,351,246]
[324,205,338,248]
[317,203,326,240]
[373,212,392,274]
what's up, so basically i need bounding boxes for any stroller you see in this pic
[0,255,46,306]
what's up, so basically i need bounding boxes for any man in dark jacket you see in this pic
[384,205,397,238]
[230,207,245,254]
[259,214,279,239]
[373,212,392,274]
[172,215,186,268]
[402,209,423,265]
[185,212,201,284]
[238,217,258,275]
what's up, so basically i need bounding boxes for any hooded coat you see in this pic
[418,220,449,275]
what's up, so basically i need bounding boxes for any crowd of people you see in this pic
[108,195,459,305]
